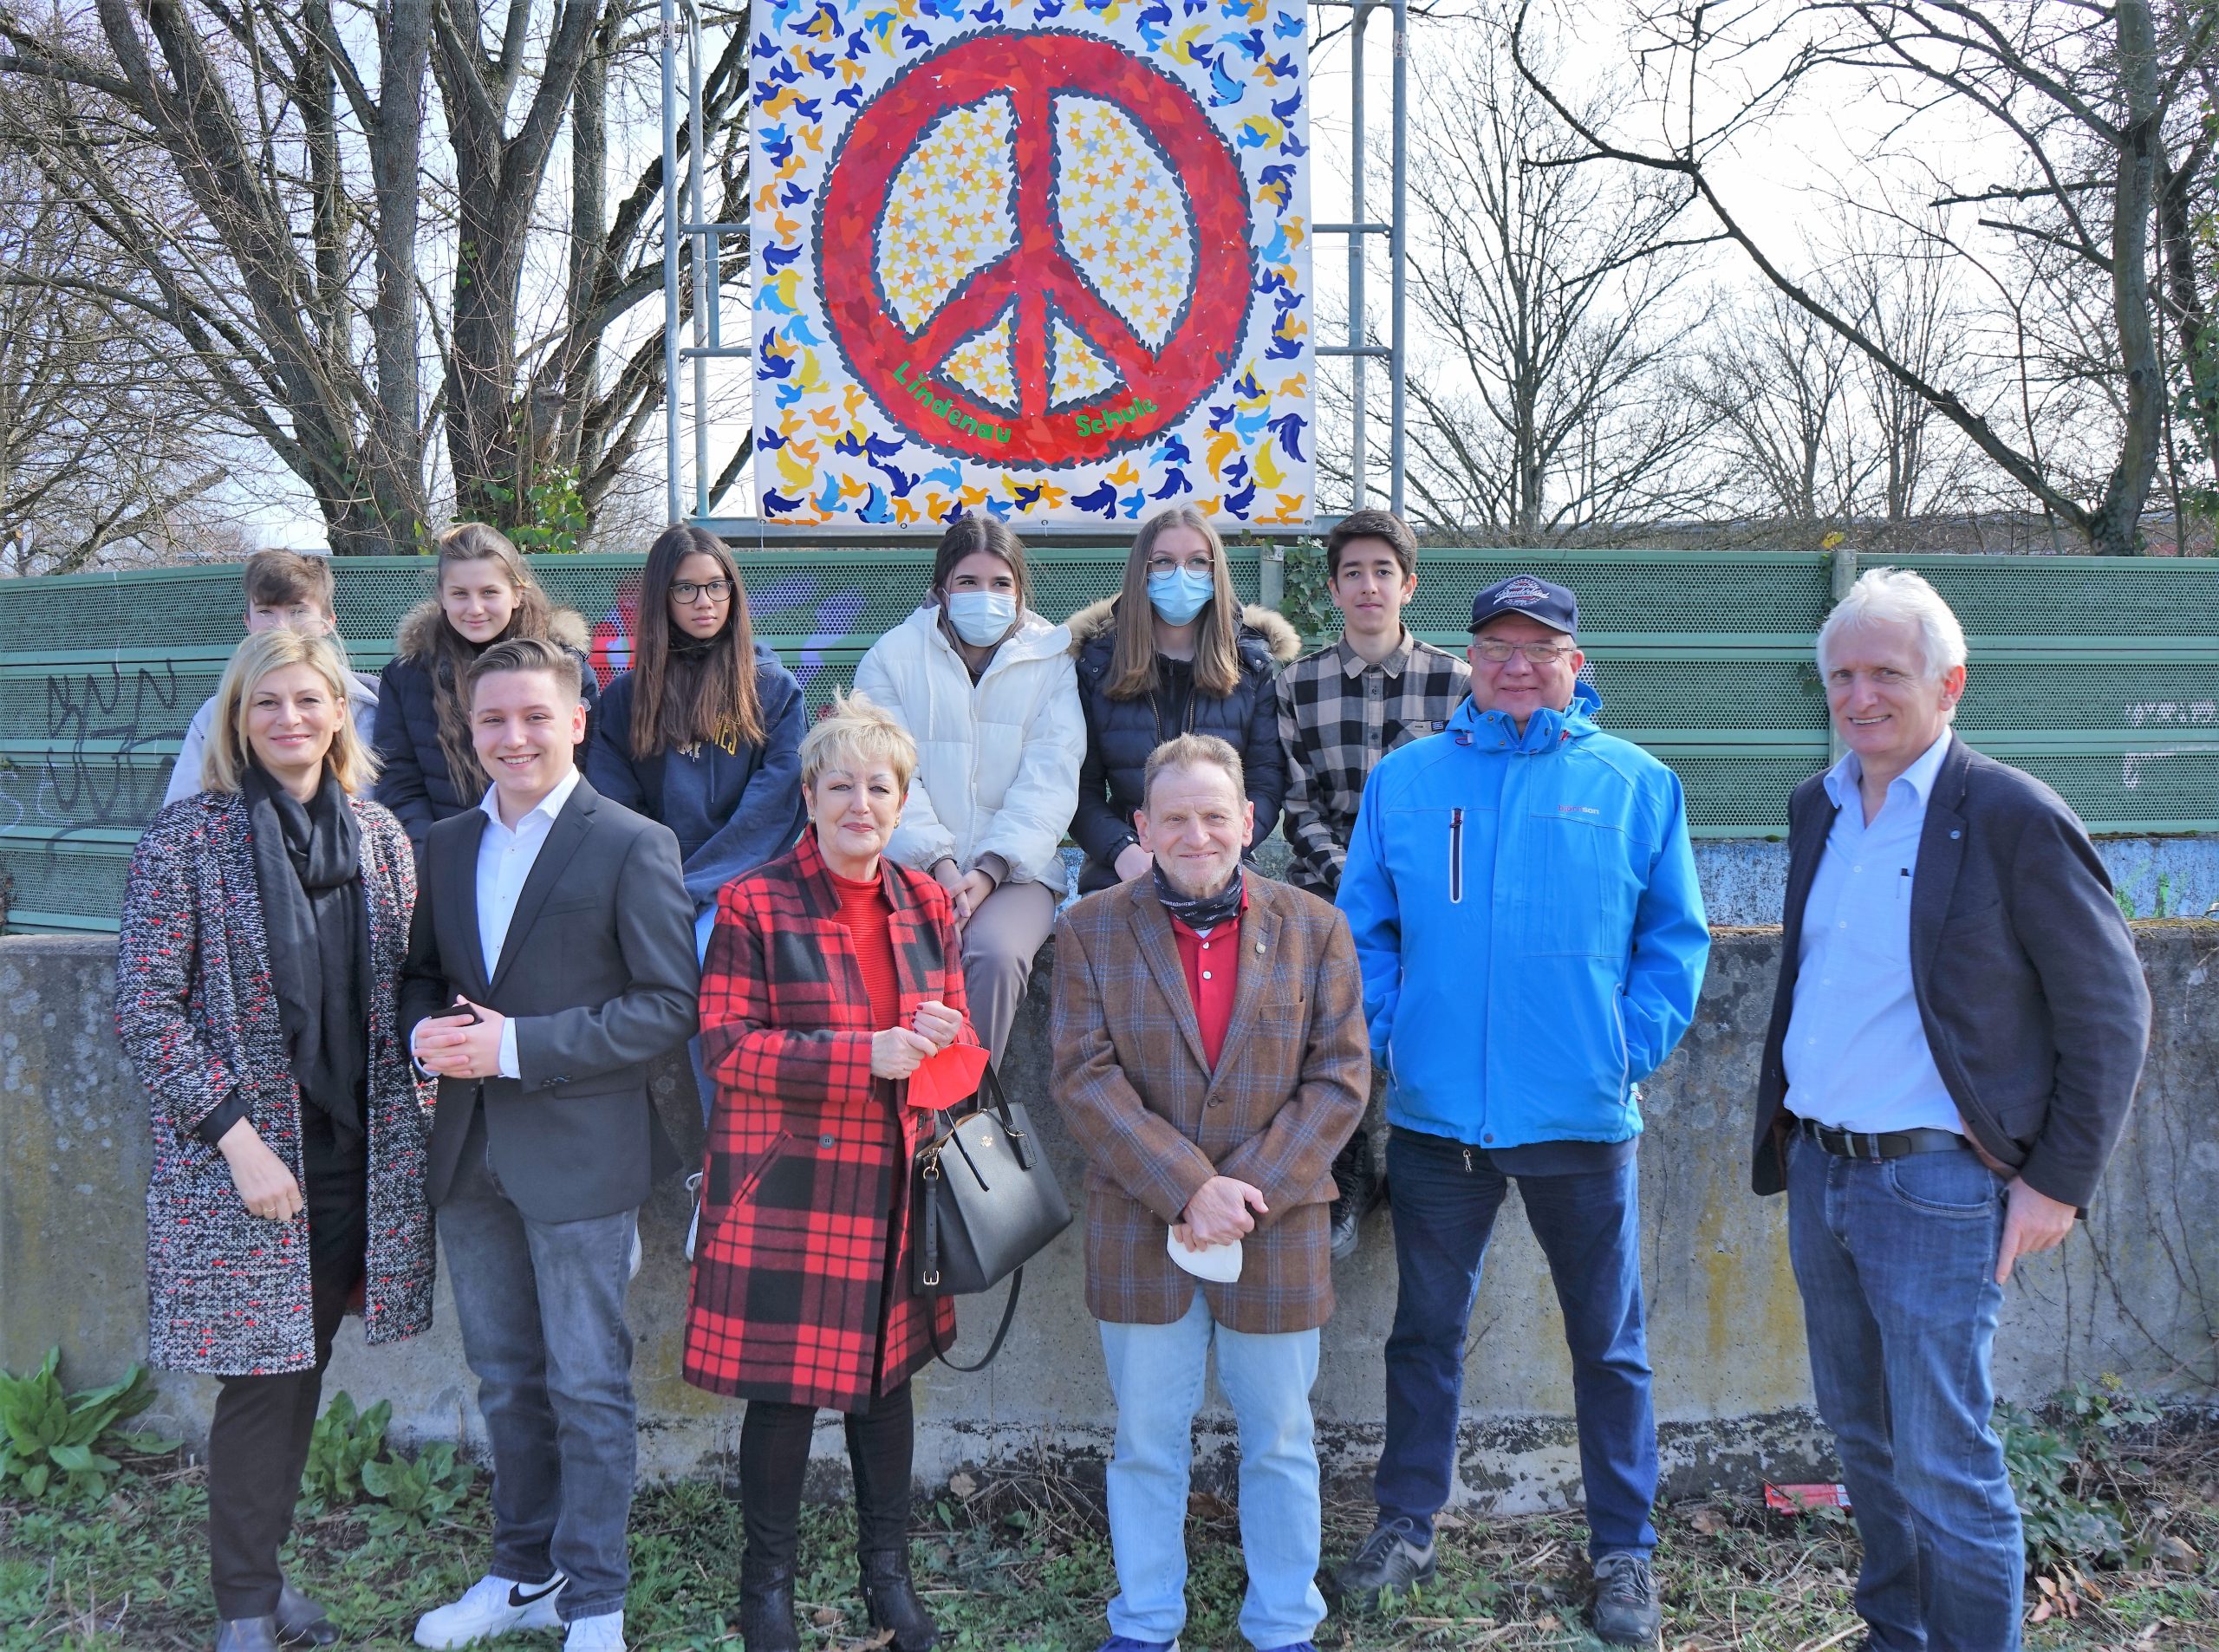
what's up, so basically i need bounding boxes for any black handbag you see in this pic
[911,1063,1072,1372]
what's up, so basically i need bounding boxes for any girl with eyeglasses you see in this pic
[587,525,808,1122]
[1067,504,1299,893]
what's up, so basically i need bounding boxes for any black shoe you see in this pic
[860,1549,939,1651]
[1331,1517,1435,1612]
[1590,1551,1661,1646]
[275,1579,338,1646]
[739,1557,800,1652]
[1328,1194,1361,1261]
[214,1619,283,1652]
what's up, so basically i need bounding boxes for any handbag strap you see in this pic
[929,1266,1025,1374]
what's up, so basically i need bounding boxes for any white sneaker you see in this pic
[413,1571,566,1647]
[563,1611,626,1650]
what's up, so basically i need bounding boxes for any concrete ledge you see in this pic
[4,924,2214,1510]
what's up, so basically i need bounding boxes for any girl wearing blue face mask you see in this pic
[1067,504,1299,894]
[853,514,1085,1064]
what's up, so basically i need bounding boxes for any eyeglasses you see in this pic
[1146,557,1214,576]
[672,579,734,603]
[1472,639,1573,666]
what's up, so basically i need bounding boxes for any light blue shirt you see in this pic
[473,767,582,1079]
[1783,731,1963,1135]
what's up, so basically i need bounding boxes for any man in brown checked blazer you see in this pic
[1051,732,1369,1652]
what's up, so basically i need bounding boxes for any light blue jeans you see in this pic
[1787,1133,2023,1651]
[1097,1292,1326,1651]
[688,905,717,1124]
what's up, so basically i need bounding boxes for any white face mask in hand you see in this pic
[944,591,1017,647]
[1166,1226,1243,1282]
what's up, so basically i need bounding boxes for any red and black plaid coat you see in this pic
[683,829,977,1411]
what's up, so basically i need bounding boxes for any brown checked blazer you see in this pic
[1050,871,1369,1334]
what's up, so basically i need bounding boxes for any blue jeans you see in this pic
[1097,1294,1326,1650]
[1787,1133,2023,1651]
[439,1109,641,1623]
[1374,1128,1657,1557]
[689,905,718,1124]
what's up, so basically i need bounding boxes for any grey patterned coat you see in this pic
[115,792,435,1376]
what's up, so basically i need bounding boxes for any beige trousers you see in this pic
[960,877,1060,1066]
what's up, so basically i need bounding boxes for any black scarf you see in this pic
[243,763,369,1146]
[1152,861,1246,933]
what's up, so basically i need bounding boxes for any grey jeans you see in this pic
[960,876,1058,1067]
[439,1107,641,1622]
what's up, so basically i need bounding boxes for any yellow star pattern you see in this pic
[876,98,1018,332]
[1051,96,1194,349]
[1049,316,1117,404]
[944,309,1018,410]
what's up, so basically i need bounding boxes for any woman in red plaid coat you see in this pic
[687,691,979,1652]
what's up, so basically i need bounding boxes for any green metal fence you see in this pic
[2,548,2212,933]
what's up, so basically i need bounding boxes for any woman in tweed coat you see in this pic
[115,628,433,1652]
[686,693,978,1652]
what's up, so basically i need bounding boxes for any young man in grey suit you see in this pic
[1752,568,2151,1652]
[400,636,698,1652]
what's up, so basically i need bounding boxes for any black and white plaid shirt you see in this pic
[1275,630,1471,896]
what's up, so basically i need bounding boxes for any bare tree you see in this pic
[1372,10,1716,539]
[0,0,752,556]
[1694,286,1868,528]
[1514,0,2219,553]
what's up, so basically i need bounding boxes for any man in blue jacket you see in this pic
[1330,576,1708,1647]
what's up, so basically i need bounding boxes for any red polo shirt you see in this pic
[1168,886,1249,1069]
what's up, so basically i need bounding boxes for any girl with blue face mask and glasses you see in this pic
[852,515,1086,1065]
[1065,504,1299,894]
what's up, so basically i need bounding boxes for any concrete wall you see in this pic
[4,926,2214,1509]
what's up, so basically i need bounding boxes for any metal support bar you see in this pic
[1388,0,1407,516]
[660,0,683,524]
[1313,221,1391,234]
[1316,345,1393,358]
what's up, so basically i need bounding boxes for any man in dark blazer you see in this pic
[1752,569,2150,1652]
[1051,733,1368,1652]
[400,637,697,1652]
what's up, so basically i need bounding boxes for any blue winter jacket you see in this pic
[1336,680,1709,1148]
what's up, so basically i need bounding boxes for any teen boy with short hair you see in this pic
[1274,511,1469,1259]
[401,637,697,1652]
[164,550,381,804]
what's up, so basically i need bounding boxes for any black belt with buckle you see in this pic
[1794,1116,1968,1162]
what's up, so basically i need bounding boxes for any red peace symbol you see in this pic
[817,30,1254,466]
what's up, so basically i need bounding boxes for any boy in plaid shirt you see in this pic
[1276,510,1469,1259]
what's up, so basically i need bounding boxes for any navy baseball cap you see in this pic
[1468,574,1578,636]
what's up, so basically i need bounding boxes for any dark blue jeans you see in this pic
[440,1109,641,1623]
[1374,1127,1657,1557]
[1787,1133,2023,1651]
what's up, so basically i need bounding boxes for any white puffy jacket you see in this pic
[854,604,1084,888]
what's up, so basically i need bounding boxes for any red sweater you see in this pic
[830,869,900,1031]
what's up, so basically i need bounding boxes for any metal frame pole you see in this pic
[660,0,682,524]
[1348,2,1369,511]
[1388,0,1407,516]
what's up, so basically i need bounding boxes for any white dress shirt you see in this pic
[409,766,581,1082]
[1782,731,1963,1135]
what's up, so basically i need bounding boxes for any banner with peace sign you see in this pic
[752,0,1314,528]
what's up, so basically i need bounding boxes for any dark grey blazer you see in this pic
[1753,734,2150,1209]
[400,776,699,1222]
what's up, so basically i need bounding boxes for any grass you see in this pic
[2,1423,2215,1651]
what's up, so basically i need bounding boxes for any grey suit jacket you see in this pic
[1753,735,2151,1208]
[400,776,698,1222]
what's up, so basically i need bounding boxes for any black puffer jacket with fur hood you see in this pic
[372,599,600,855]
[1066,596,1302,893]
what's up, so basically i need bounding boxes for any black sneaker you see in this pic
[1328,1138,1378,1262]
[1590,1551,1660,1646]
[1331,1518,1435,1612]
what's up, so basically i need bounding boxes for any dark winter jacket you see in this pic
[372,600,599,855]
[585,643,810,915]
[1067,597,1302,892]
